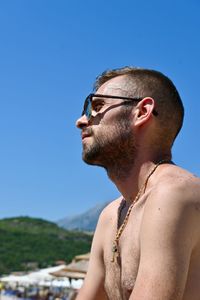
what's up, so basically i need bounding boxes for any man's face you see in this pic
[76,76,137,173]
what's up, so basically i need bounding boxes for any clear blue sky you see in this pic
[0,0,199,221]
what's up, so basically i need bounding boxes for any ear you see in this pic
[134,97,155,127]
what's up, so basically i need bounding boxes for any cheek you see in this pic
[98,125,121,141]
[93,110,132,139]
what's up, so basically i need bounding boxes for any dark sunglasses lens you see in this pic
[85,99,91,119]
[82,96,91,119]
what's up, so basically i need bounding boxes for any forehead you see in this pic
[96,75,131,96]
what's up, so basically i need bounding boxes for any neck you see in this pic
[107,153,172,204]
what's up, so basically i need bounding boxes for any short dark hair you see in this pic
[94,66,184,146]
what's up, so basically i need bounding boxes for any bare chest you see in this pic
[103,206,143,300]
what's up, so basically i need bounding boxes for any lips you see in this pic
[81,129,92,140]
[82,133,90,140]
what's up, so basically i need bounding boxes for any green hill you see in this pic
[0,216,93,275]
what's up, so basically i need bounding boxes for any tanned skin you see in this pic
[75,75,200,300]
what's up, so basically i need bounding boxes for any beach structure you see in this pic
[50,252,90,283]
[0,253,90,291]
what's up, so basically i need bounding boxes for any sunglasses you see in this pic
[82,93,158,119]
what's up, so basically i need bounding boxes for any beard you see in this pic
[82,108,138,180]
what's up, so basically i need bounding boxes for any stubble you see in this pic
[82,108,138,181]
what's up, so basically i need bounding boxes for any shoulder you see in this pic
[142,165,200,243]
[147,164,200,208]
[89,196,122,254]
[97,196,122,228]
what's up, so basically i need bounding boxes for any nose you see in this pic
[76,114,89,129]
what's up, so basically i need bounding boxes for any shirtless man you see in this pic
[75,67,200,300]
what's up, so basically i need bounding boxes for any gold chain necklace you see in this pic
[111,160,170,263]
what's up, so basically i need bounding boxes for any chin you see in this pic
[82,149,105,168]
[82,153,98,165]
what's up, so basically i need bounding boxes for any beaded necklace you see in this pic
[111,160,170,263]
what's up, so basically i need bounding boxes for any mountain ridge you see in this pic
[57,201,109,232]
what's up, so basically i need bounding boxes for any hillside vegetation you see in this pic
[0,217,92,275]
